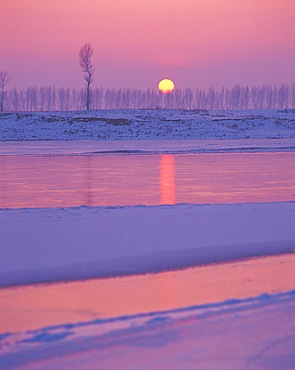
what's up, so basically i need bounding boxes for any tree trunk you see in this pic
[86,81,90,111]
[0,90,4,112]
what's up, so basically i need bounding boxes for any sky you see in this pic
[1,0,295,90]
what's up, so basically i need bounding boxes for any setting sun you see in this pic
[158,79,175,94]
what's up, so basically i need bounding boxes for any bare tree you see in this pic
[0,71,11,112]
[78,43,94,111]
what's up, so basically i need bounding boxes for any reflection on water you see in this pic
[1,152,295,208]
[160,154,175,204]
[1,253,294,333]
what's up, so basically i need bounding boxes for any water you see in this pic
[1,151,295,208]
[1,253,294,333]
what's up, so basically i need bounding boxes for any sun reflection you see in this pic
[1,152,295,209]
[85,156,93,206]
[160,154,175,204]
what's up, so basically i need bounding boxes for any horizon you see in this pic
[3,81,295,91]
[3,83,294,111]
[1,0,295,91]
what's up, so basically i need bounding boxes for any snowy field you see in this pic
[1,109,295,369]
[1,108,295,141]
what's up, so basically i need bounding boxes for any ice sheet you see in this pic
[1,138,295,156]
[1,202,295,287]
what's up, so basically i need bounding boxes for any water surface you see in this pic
[1,253,294,333]
[1,151,295,208]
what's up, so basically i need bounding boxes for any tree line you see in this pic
[1,83,295,112]
[1,43,295,112]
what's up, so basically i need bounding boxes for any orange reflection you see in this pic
[160,154,175,204]
[1,253,294,333]
[1,152,295,209]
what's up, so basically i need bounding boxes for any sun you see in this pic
[158,79,175,94]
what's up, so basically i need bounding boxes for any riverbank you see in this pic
[1,109,295,141]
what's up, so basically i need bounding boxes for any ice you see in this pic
[1,290,295,370]
[1,202,295,287]
[1,138,295,156]
[1,109,295,369]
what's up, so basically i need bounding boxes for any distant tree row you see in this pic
[1,83,294,112]
[0,71,11,112]
[2,44,295,112]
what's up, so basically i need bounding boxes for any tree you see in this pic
[0,71,11,112]
[78,43,94,111]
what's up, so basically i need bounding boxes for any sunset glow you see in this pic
[1,0,295,89]
[1,1,295,366]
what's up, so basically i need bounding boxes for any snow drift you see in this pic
[1,202,295,287]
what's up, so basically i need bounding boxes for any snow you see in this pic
[1,138,295,156]
[1,202,295,287]
[1,109,295,369]
[1,109,295,141]
[1,290,295,369]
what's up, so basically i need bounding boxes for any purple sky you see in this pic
[1,0,295,90]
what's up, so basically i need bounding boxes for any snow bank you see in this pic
[1,109,295,141]
[1,290,295,370]
[1,202,295,287]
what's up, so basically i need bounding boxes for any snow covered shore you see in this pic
[1,108,295,141]
[1,290,295,370]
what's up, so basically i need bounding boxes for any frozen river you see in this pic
[1,139,295,369]
[1,143,295,209]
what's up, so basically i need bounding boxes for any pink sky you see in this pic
[1,0,295,90]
